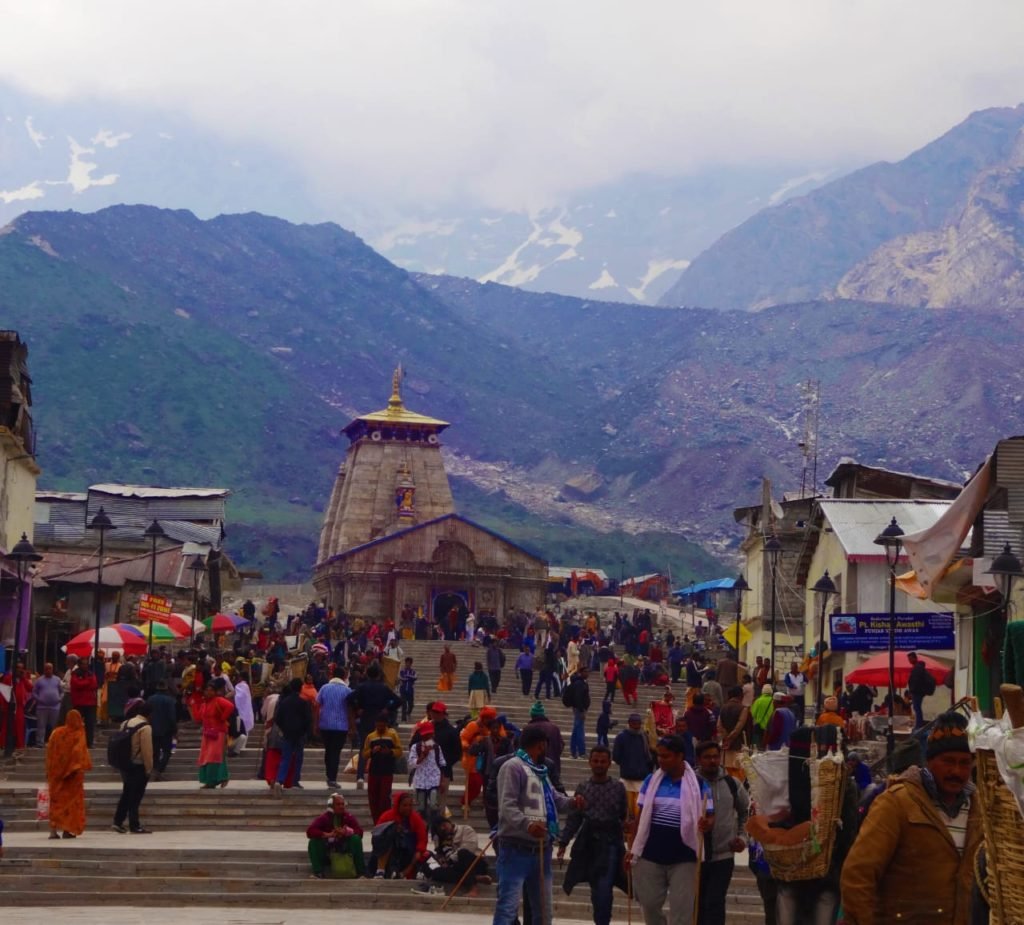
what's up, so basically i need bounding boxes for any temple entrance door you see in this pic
[433,591,469,640]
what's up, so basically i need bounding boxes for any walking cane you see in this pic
[537,835,548,925]
[693,795,707,925]
[626,864,633,925]
[438,835,496,911]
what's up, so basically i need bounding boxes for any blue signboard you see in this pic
[829,612,955,652]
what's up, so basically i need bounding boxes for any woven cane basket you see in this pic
[763,757,846,882]
[975,748,1024,925]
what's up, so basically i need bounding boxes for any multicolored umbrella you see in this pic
[64,623,147,657]
[152,613,195,637]
[136,621,187,643]
[202,612,251,633]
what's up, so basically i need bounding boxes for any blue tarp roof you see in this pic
[673,577,737,596]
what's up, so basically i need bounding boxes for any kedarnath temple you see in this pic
[312,368,548,621]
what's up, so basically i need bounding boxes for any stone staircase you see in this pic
[0,638,767,922]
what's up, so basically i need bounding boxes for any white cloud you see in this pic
[91,128,131,148]
[24,115,46,148]
[50,137,119,194]
[0,2,1022,213]
[0,180,45,204]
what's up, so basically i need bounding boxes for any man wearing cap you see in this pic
[613,713,654,822]
[524,701,565,777]
[840,711,982,925]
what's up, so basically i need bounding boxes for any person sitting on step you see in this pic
[306,792,365,879]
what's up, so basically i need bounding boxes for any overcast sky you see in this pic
[2,1,1023,212]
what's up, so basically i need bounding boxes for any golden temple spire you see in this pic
[387,364,405,415]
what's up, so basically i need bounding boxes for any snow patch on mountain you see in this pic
[479,211,584,286]
[589,268,617,290]
[628,258,690,302]
[767,170,832,206]
[373,218,460,253]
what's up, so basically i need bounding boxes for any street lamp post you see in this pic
[620,559,625,607]
[874,516,905,768]
[732,573,750,655]
[86,507,116,685]
[986,543,1024,687]
[143,520,166,659]
[4,533,42,757]
[812,570,837,717]
[765,534,782,685]
[189,555,207,644]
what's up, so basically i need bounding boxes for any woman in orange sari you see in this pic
[197,679,234,788]
[45,709,92,838]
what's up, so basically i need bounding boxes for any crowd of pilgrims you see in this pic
[6,598,989,925]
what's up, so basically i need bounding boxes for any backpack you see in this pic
[561,683,575,709]
[923,671,937,696]
[107,720,148,771]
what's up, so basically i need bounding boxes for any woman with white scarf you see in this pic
[626,733,705,925]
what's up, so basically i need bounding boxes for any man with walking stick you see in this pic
[557,744,628,925]
[493,725,583,925]
[626,734,704,925]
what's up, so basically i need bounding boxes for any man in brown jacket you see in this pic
[840,712,981,924]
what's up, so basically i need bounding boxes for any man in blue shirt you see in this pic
[316,667,354,789]
[627,734,704,925]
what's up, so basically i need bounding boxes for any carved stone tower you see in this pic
[315,366,455,568]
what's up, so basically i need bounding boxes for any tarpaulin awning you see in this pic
[674,577,738,596]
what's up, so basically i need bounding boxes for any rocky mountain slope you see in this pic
[659,104,1024,310]
[2,205,1018,580]
[835,133,1024,307]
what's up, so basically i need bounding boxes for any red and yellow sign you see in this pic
[138,593,172,623]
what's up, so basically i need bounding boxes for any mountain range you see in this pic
[660,104,1024,311]
[2,203,1020,584]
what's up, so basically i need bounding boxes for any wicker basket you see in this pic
[975,748,1024,925]
[762,756,846,882]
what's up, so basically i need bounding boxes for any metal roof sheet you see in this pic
[817,499,958,559]
[89,484,230,499]
[548,566,610,581]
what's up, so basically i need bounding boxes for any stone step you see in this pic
[0,887,766,922]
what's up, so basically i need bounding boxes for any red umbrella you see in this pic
[845,650,949,688]
[64,624,148,657]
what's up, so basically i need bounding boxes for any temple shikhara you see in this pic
[313,367,547,621]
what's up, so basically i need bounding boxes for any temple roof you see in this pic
[344,365,449,433]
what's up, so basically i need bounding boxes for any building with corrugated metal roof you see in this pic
[29,483,240,666]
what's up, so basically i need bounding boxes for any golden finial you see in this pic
[388,364,404,413]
